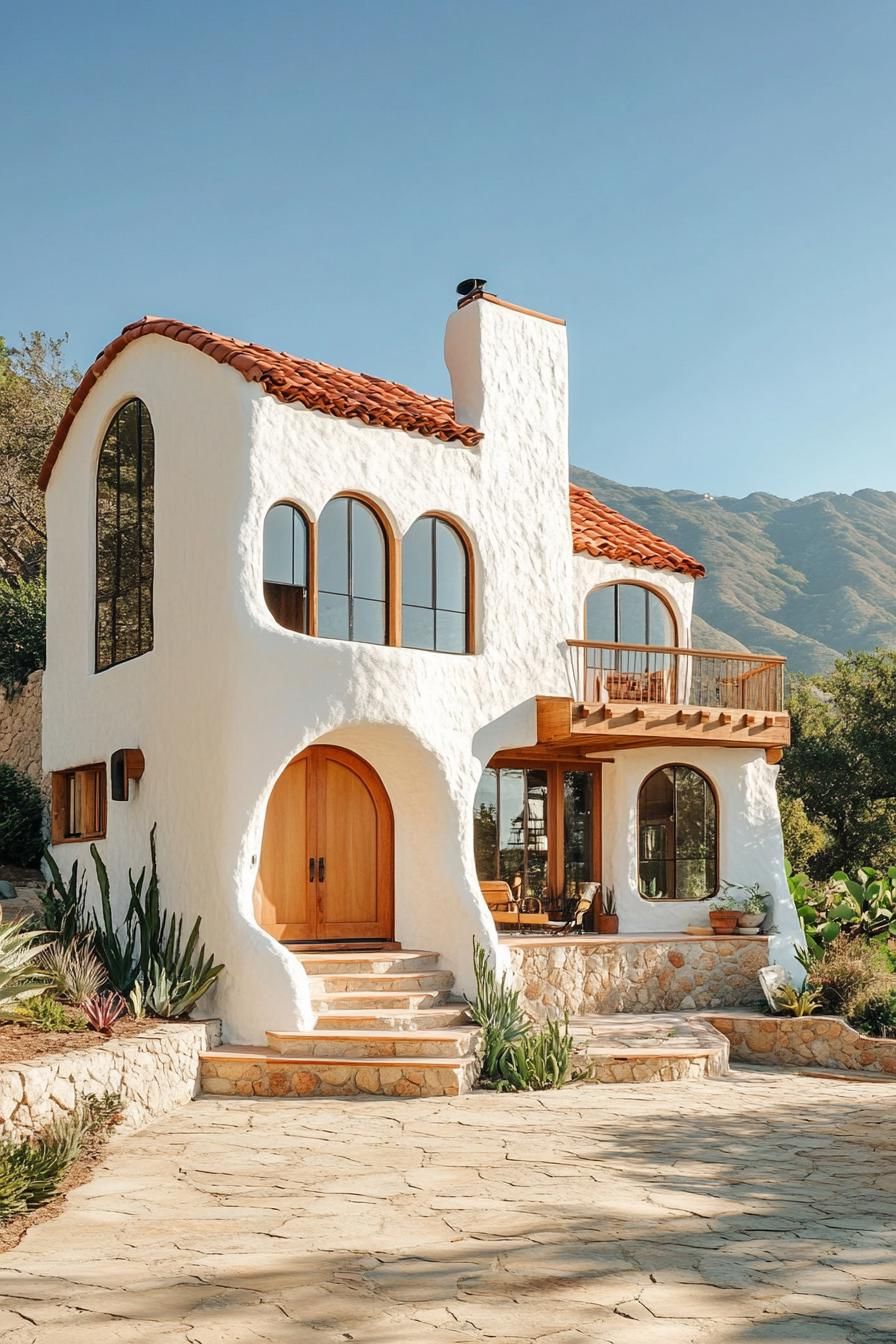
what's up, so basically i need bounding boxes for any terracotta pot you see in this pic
[597,914,619,934]
[709,910,739,935]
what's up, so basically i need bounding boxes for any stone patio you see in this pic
[0,1068,894,1342]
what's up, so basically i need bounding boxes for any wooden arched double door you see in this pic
[255,746,394,942]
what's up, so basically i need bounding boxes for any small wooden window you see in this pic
[51,765,107,844]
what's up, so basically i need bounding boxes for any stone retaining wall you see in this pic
[0,669,44,788]
[507,936,769,1021]
[0,1019,222,1138]
[704,1010,896,1076]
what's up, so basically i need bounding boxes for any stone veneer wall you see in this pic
[0,669,44,788]
[705,1010,896,1076]
[0,1019,222,1139]
[507,937,769,1021]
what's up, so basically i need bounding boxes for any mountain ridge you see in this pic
[569,467,896,674]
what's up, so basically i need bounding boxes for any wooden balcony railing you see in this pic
[567,640,786,714]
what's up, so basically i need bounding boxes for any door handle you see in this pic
[317,857,326,883]
[309,857,316,883]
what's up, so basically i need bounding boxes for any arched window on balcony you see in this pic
[401,515,472,653]
[638,764,718,900]
[585,582,676,646]
[263,502,309,633]
[96,398,154,672]
[583,582,678,703]
[317,495,389,645]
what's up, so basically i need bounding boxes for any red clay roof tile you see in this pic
[38,317,484,489]
[38,318,704,579]
[569,483,704,578]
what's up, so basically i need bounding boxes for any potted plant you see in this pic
[721,881,770,931]
[597,887,618,935]
[708,893,740,934]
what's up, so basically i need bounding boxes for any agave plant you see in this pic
[775,983,822,1017]
[0,920,48,1007]
[40,939,105,1006]
[40,849,90,945]
[493,1014,578,1092]
[89,845,139,994]
[82,992,127,1034]
[465,940,529,1080]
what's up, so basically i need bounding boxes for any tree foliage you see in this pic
[0,574,45,693]
[0,332,79,582]
[780,651,896,875]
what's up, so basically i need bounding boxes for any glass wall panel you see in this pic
[473,768,498,881]
[563,771,593,896]
[585,585,615,643]
[523,770,549,905]
[401,516,432,609]
[318,497,349,595]
[585,584,675,647]
[498,769,525,895]
[351,502,385,602]
[435,519,465,613]
[263,504,308,633]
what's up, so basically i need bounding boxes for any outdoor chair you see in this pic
[544,882,598,936]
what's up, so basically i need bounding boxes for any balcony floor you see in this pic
[535,695,790,757]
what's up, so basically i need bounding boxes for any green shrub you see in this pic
[0,764,43,868]
[787,862,896,956]
[466,940,578,1091]
[854,992,896,1039]
[806,939,896,1023]
[0,1092,121,1223]
[18,994,86,1033]
[0,919,48,1006]
[0,575,45,696]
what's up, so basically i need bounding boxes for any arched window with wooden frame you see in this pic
[401,514,472,654]
[638,764,718,901]
[263,502,310,633]
[585,581,677,647]
[317,494,393,645]
[95,398,154,672]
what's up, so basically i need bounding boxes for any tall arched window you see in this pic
[96,399,154,672]
[638,765,718,901]
[318,496,388,644]
[585,583,676,646]
[402,515,471,653]
[263,503,309,633]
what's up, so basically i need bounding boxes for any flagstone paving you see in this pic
[0,1066,894,1341]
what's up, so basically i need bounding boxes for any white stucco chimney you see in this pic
[443,291,569,456]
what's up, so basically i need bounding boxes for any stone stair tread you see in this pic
[202,1047,471,1070]
[293,948,437,962]
[268,1027,475,1041]
[310,990,450,1002]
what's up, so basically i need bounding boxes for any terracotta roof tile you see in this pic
[39,317,483,489]
[569,483,704,578]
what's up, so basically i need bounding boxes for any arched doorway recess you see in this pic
[255,745,394,942]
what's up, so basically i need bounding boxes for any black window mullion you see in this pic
[347,499,354,640]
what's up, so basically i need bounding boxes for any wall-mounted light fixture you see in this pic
[110,748,145,802]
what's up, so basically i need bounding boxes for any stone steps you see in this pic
[288,950,441,975]
[570,1013,730,1084]
[200,1048,477,1098]
[314,1006,473,1030]
[201,946,479,1099]
[309,989,452,1011]
[266,1026,479,1059]
[305,970,454,994]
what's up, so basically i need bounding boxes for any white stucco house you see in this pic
[40,284,801,1094]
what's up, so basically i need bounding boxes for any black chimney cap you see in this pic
[456,278,487,298]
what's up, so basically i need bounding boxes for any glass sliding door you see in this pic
[473,763,599,919]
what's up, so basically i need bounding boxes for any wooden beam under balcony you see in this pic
[536,696,791,752]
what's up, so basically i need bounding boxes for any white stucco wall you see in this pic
[43,296,799,1044]
[44,300,578,1042]
[601,744,803,980]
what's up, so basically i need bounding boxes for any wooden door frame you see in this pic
[485,754,602,911]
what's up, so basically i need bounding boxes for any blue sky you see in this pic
[3,1,896,498]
